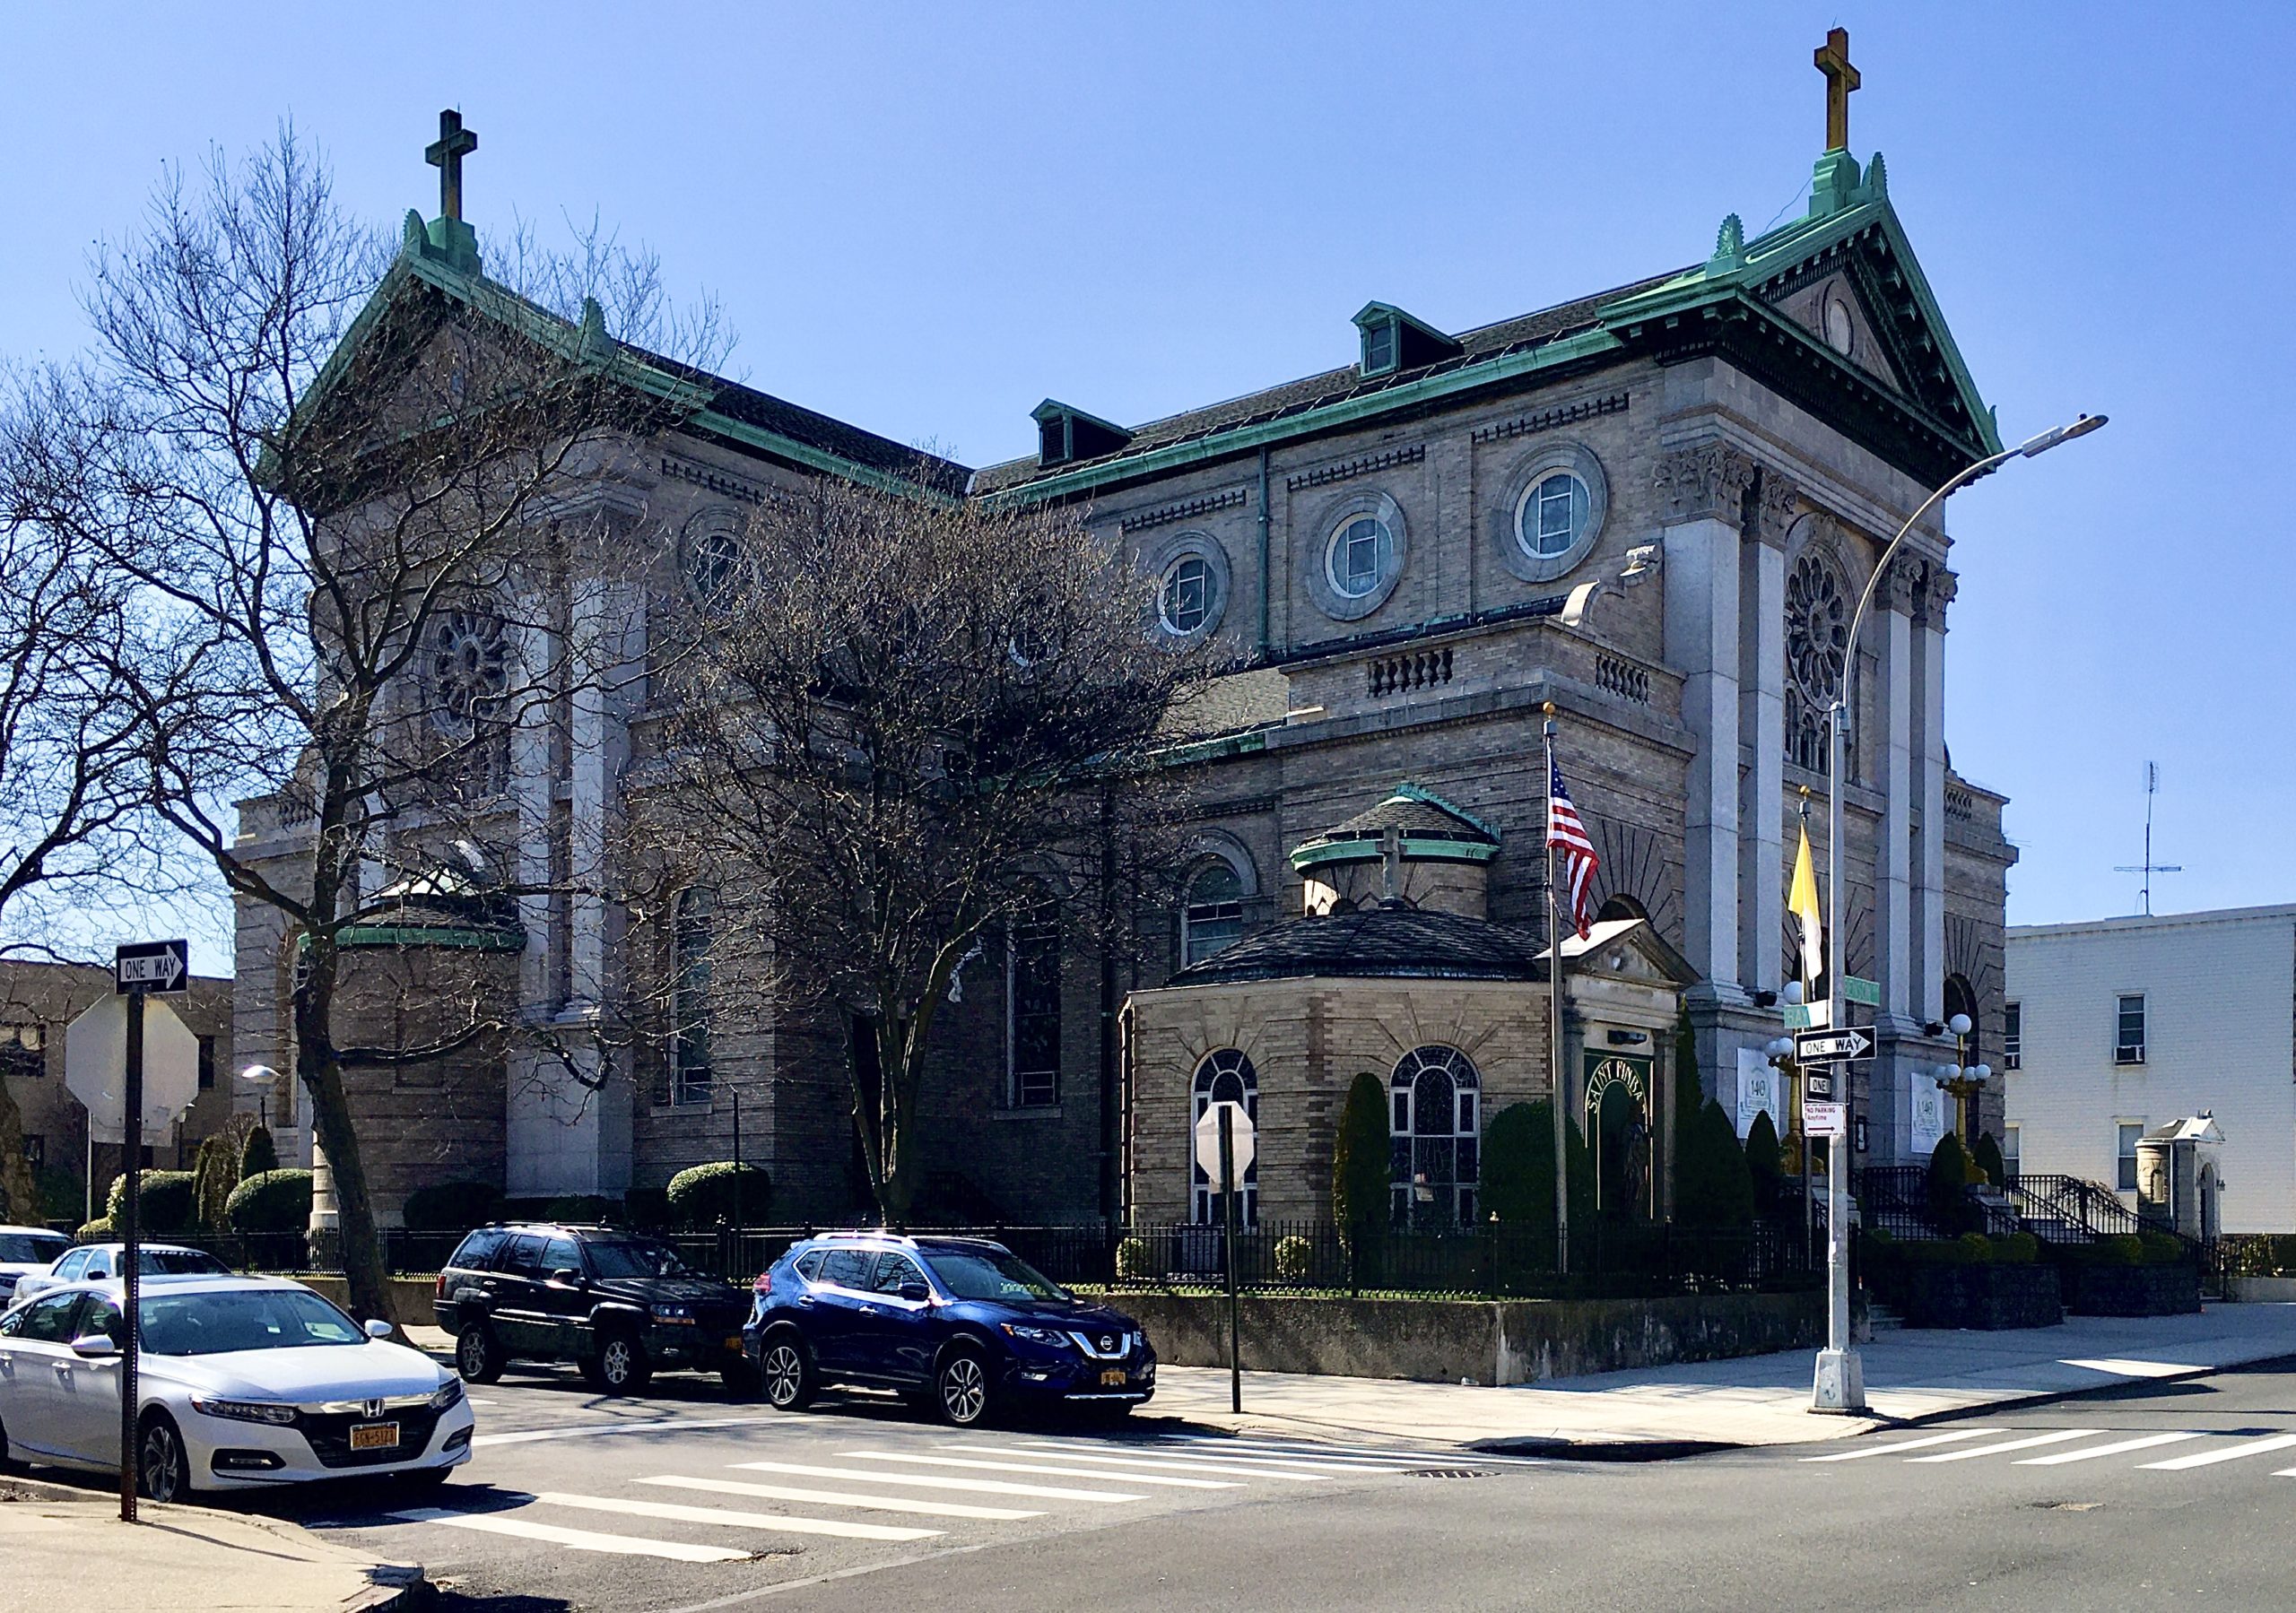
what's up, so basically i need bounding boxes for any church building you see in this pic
[231,37,2017,1234]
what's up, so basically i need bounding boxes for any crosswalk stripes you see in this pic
[1801,1431,1987,1462]
[2136,1433,2296,1470]
[378,1430,1458,1567]
[1906,1430,2102,1463]
[2015,1433,2202,1466]
[1167,1435,1544,1470]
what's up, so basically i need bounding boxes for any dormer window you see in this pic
[1352,302,1464,378]
[1032,399,1134,467]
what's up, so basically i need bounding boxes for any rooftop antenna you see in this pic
[2113,760,2183,917]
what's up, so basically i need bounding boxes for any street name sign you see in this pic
[1780,1002,1832,1031]
[65,993,200,1143]
[114,939,189,993]
[1193,1101,1255,1190]
[1805,1100,1847,1137]
[1840,976,1881,1008]
[1795,1028,1874,1065]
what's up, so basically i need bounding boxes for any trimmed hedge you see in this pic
[239,1123,279,1178]
[1274,1234,1314,1283]
[665,1161,771,1227]
[403,1179,505,1232]
[77,1216,114,1239]
[227,1168,313,1234]
[107,1170,196,1235]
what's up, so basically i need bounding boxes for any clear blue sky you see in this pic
[5,4,2290,967]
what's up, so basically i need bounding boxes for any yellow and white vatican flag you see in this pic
[1789,824,1824,995]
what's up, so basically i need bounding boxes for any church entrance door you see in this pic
[1584,1054,1654,1224]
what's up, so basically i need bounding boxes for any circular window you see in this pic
[1517,471,1590,559]
[1326,515,1395,600]
[1161,554,1211,634]
[1822,294,1856,358]
[428,608,510,738]
[679,510,749,611]
[1786,550,1850,704]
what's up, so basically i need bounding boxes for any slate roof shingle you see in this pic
[1164,904,1547,986]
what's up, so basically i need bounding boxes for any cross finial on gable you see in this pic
[426,108,478,222]
[1813,28,1859,152]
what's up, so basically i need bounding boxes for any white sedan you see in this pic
[0,1275,473,1501]
[0,1227,72,1305]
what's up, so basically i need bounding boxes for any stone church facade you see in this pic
[231,75,2017,1232]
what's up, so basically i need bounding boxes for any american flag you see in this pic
[1546,755,1600,941]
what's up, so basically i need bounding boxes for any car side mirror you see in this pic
[550,1268,585,1287]
[363,1318,395,1340]
[898,1281,931,1304]
[69,1334,118,1359]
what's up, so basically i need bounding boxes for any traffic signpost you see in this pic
[1193,1100,1254,1413]
[1794,1027,1874,1065]
[107,940,188,1523]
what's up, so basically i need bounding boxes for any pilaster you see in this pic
[1913,567,1953,1024]
[1874,556,1918,1027]
[1737,466,1793,995]
[1657,444,1757,1002]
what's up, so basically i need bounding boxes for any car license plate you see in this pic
[724,1335,744,1351]
[1100,1368,1126,1387]
[349,1422,400,1452]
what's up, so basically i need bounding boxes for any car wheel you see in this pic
[138,1412,190,1505]
[0,1408,13,1470]
[935,1347,994,1428]
[587,1330,652,1396]
[456,1321,505,1385]
[756,1333,813,1412]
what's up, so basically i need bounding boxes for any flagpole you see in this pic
[1544,703,1569,1278]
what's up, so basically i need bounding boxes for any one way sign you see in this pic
[114,939,189,994]
[1795,1027,1874,1066]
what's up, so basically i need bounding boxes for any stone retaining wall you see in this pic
[1081,1288,1822,1385]
[288,1274,439,1330]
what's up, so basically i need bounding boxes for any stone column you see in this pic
[1914,567,1954,1026]
[1874,556,1918,1023]
[1736,468,1793,997]
[510,587,559,1014]
[1657,443,1756,1004]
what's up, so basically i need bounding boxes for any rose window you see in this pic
[1785,551,1850,774]
[427,608,510,738]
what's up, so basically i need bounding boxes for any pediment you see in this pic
[1767,269,1907,395]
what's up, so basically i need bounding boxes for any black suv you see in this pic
[434,1223,750,1395]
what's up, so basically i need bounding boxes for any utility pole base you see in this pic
[1811,1348,1866,1413]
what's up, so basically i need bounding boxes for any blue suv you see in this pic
[744,1234,1154,1427]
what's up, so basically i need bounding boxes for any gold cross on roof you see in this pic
[1813,28,1859,152]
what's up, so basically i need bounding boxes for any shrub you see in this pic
[1274,1234,1314,1284]
[546,1194,618,1226]
[227,1168,313,1234]
[402,1179,506,1232]
[1927,1135,1978,1234]
[2138,1229,2187,1266]
[1332,1071,1390,1286]
[1480,1099,1590,1274]
[1676,1099,1754,1231]
[1744,1109,1783,1205]
[1114,1236,1154,1281]
[1995,1231,2039,1266]
[77,1216,114,1239]
[36,1166,84,1223]
[239,1123,278,1178]
[191,1136,241,1230]
[1970,1131,2005,1189]
[2097,1234,2144,1266]
[665,1161,771,1227]
[1955,1231,1996,1265]
[107,1169,196,1235]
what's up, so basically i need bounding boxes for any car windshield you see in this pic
[128,1288,368,1355]
[144,1249,228,1275]
[927,1250,1070,1304]
[0,1234,67,1263]
[582,1239,693,1280]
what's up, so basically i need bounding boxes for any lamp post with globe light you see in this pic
[1813,412,2108,1416]
[237,1063,283,1128]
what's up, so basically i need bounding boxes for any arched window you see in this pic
[1181,861,1245,967]
[671,888,715,1106]
[1190,1049,1259,1225]
[1006,896,1060,1108]
[1389,1045,1480,1227]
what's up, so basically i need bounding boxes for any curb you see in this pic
[0,1474,430,1611]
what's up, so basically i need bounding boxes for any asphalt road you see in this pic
[13,1354,2296,1610]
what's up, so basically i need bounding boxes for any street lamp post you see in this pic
[237,1064,283,1129]
[1814,413,2106,1415]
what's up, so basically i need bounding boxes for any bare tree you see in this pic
[10,128,724,1318]
[642,475,1214,1224]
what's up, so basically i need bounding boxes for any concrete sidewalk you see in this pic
[1144,1302,2296,1453]
[0,1477,423,1610]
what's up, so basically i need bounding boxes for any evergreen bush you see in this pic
[1274,1234,1314,1284]
[2138,1229,2187,1265]
[1926,1134,1978,1234]
[665,1161,771,1227]
[77,1216,114,1239]
[1955,1230,1996,1264]
[1676,1100,1754,1230]
[1744,1110,1783,1208]
[1332,1071,1391,1287]
[402,1179,506,1232]
[226,1168,313,1234]
[1995,1231,2039,1265]
[1970,1131,2005,1188]
[1114,1236,1153,1282]
[239,1123,278,1178]
[1482,1099,1591,1273]
[107,1169,196,1235]
[191,1136,241,1230]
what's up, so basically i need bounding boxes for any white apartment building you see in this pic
[2004,904,2296,1233]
